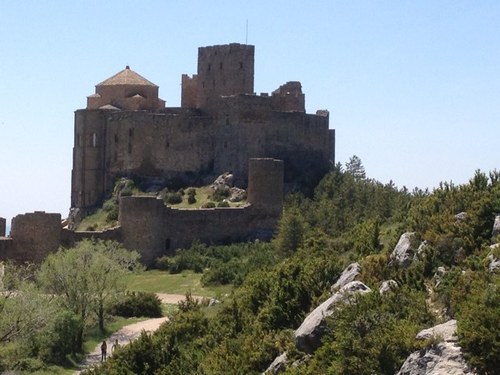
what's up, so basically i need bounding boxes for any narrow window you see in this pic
[220,62,223,69]
[114,134,118,143]
[114,151,117,162]
[128,143,132,154]
[165,238,171,251]
[166,141,170,149]
[129,128,134,137]
[208,63,211,71]
[92,133,97,147]
[239,62,243,69]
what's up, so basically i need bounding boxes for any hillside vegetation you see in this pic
[85,160,500,375]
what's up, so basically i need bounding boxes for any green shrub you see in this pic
[164,192,183,205]
[202,202,216,208]
[187,194,196,204]
[212,187,230,202]
[217,201,229,207]
[109,292,162,318]
[187,188,196,196]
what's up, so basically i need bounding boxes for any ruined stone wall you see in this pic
[60,227,122,249]
[119,158,283,266]
[196,44,255,112]
[0,217,5,237]
[8,212,61,263]
[181,74,198,108]
[0,238,14,261]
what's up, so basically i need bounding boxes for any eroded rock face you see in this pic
[488,254,500,273]
[331,262,361,292]
[396,320,475,375]
[263,352,288,374]
[492,215,500,239]
[295,281,371,354]
[379,280,398,295]
[391,232,421,268]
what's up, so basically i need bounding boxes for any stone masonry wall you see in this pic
[0,217,5,237]
[120,158,283,266]
[8,212,61,263]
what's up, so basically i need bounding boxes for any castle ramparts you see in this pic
[1,158,283,266]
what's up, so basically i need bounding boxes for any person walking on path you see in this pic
[100,341,107,362]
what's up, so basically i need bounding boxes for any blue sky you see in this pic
[1,1,499,225]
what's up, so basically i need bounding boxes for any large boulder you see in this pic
[396,320,475,375]
[390,232,425,268]
[379,280,398,295]
[492,214,500,239]
[488,254,500,273]
[295,281,371,353]
[331,262,361,292]
[263,352,288,374]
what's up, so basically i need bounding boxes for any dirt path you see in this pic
[74,293,205,374]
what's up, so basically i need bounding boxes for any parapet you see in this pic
[271,81,305,112]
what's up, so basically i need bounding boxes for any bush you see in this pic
[109,292,162,318]
[164,192,183,205]
[217,201,229,207]
[202,202,216,208]
[187,194,197,204]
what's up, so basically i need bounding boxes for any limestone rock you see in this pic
[295,281,371,353]
[397,320,475,375]
[211,172,234,189]
[379,280,398,295]
[433,266,447,287]
[488,254,500,273]
[492,214,500,239]
[263,352,288,374]
[331,262,361,292]
[391,232,420,268]
[229,187,247,202]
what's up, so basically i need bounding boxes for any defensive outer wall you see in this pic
[0,158,283,266]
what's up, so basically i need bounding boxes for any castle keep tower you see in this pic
[182,43,255,112]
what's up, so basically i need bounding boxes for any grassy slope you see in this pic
[124,270,231,297]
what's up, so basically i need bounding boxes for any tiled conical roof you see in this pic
[96,66,158,87]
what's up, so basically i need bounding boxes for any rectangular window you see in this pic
[92,133,97,147]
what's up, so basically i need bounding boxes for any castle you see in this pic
[1,43,335,266]
[72,43,334,216]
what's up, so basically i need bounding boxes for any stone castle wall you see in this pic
[0,212,61,263]
[120,158,283,266]
[2,159,284,266]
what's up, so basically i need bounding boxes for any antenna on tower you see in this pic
[245,19,248,44]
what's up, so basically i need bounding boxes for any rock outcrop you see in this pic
[295,281,371,353]
[331,262,361,292]
[488,254,500,273]
[396,320,475,375]
[492,214,500,239]
[390,232,426,268]
[263,352,288,374]
[379,279,398,295]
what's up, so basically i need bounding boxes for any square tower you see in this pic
[194,43,255,112]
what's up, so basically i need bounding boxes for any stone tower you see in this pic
[182,43,255,112]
